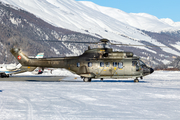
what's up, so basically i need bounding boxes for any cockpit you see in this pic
[139,60,146,67]
[132,59,153,76]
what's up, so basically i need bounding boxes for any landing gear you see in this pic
[83,77,92,82]
[100,78,103,81]
[134,77,139,82]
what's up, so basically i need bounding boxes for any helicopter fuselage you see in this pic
[10,48,154,82]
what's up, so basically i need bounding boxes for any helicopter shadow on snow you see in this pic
[58,80,147,83]
[92,80,147,83]
[23,79,148,83]
[22,77,148,83]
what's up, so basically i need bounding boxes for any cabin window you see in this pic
[88,62,92,67]
[113,62,117,67]
[105,62,110,67]
[118,62,123,69]
[132,61,136,66]
[77,63,80,67]
[100,62,104,67]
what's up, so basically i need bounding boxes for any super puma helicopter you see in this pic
[10,39,154,82]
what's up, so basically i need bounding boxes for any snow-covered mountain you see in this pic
[80,1,180,32]
[2,0,180,33]
[1,0,180,66]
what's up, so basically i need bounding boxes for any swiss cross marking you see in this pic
[17,56,21,60]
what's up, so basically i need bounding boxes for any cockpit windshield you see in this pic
[132,60,147,71]
[139,60,146,67]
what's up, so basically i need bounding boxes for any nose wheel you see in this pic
[134,78,139,82]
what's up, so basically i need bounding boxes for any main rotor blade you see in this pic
[35,40,99,44]
[110,43,167,47]
[35,40,167,47]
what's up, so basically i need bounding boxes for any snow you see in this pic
[161,47,180,56]
[171,42,180,51]
[0,71,180,119]
[160,18,180,27]
[51,47,60,55]
[80,1,180,32]
[9,17,21,25]
[161,59,171,64]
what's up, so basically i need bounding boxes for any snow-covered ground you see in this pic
[0,71,180,120]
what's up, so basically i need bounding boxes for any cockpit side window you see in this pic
[132,61,136,66]
[132,61,140,71]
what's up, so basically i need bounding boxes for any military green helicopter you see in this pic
[10,39,154,82]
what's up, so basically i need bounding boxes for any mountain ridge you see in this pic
[79,1,180,32]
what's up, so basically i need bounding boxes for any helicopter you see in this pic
[10,39,154,82]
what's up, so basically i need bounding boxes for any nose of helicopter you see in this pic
[150,68,154,74]
[142,67,154,76]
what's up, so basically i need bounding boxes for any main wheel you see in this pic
[83,78,91,82]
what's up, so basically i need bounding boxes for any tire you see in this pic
[134,79,139,82]
[83,78,91,82]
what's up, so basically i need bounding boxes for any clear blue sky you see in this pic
[76,0,180,22]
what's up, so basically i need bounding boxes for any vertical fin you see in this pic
[10,48,29,66]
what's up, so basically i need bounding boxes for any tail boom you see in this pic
[10,48,67,68]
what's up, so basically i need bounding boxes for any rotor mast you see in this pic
[100,39,109,48]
